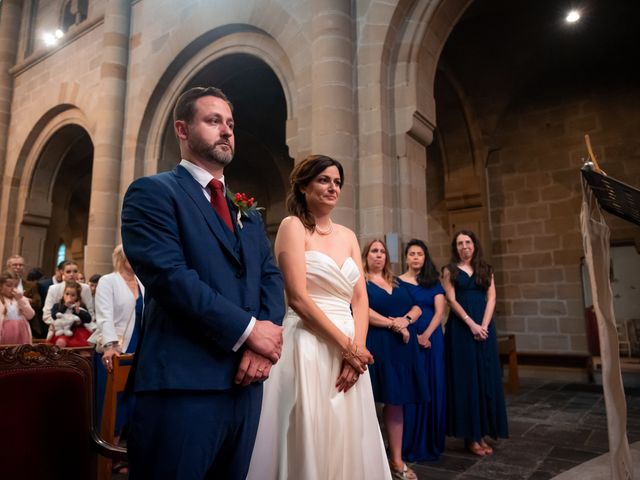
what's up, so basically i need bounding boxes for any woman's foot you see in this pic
[389,461,417,479]
[466,441,487,457]
[479,439,494,455]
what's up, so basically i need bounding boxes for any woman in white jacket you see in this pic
[94,244,144,444]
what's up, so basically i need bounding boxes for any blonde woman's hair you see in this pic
[112,244,127,272]
[361,239,397,287]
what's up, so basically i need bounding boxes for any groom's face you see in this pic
[179,95,235,169]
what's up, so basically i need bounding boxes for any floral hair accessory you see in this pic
[228,190,264,229]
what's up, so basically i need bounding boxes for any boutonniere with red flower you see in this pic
[229,190,265,229]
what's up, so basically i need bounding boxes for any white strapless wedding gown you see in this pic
[247,251,391,480]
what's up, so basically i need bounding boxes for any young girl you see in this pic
[0,271,35,345]
[47,281,92,347]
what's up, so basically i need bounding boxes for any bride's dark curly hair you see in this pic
[286,154,344,231]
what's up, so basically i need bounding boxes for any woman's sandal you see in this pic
[390,462,418,480]
[467,441,487,457]
[479,439,494,455]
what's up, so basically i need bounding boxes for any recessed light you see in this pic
[566,10,581,23]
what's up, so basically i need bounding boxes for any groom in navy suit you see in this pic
[121,86,285,479]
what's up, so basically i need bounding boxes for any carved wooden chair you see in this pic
[0,344,125,480]
[98,353,134,480]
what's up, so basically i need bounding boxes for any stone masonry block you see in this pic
[541,335,570,351]
[526,317,558,333]
[522,284,556,300]
[540,300,567,316]
[513,301,538,316]
[521,252,552,269]
[537,267,564,283]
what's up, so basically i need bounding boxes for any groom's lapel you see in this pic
[173,165,242,266]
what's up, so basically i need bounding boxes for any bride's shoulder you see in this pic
[333,223,356,239]
[279,215,304,230]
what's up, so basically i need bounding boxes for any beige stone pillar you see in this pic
[310,0,356,229]
[85,0,131,275]
[0,0,23,259]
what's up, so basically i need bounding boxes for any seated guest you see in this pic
[43,260,94,327]
[6,255,43,337]
[88,274,101,298]
[38,260,64,305]
[398,239,447,461]
[0,271,35,345]
[47,281,92,348]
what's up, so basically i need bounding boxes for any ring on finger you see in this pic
[257,368,264,373]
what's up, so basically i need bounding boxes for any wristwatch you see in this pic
[103,341,119,349]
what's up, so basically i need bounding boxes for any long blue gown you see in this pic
[445,269,508,441]
[399,280,446,461]
[366,281,428,405]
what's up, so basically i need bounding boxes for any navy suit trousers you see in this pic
[128,385,263,480]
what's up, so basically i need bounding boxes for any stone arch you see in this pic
[133,26,295,236]
[6,106,94,272]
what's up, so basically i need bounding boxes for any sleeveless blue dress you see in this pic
[445,269,508,441]
[366,281,428,405]
[399,280,446,461]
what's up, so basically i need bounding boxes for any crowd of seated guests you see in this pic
[0,255,102,346]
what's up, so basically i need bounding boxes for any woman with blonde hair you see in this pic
[92,244,144,452]
[363,239,426,479]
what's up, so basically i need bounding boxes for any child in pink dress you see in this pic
[0,271,34,344]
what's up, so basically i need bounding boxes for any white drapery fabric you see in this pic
[580,177,633,480]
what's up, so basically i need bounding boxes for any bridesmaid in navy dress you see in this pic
[363,239,427,480]
[398,239,446,461]
[442,230,508,456]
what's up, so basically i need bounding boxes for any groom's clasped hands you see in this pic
[235,319,284,386]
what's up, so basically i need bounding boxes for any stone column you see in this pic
[310,0,356,229]
[0,0,23,259]
[84,0,131,274]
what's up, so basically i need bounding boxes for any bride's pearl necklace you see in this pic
[314,220,333,235]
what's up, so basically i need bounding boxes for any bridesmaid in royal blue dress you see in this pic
[364,239,427,480]
[442,230,508,457]
[398,239,446,462]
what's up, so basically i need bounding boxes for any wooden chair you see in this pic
[98,353,134,480]
[0,344,125,480]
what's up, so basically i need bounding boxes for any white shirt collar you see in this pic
[179,159,225,191]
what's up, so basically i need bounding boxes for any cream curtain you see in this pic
[580,177,633,480]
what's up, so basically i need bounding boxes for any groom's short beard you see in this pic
[188,137,234,167]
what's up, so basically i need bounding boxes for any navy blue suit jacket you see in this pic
[121,165,285,392]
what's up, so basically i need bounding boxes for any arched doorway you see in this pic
[157,53,292,238]
[20,125,93,274]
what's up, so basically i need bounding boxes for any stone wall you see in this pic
[488,85,640,354]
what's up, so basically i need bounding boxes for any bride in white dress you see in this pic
[247,155,391,480]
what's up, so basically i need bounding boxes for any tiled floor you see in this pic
[409,378,640,479]
[113,377,640,479]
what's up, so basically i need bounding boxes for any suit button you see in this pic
[244,307,251,312]
[236,272,242,278]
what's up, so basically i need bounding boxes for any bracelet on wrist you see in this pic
[103,341,119,349]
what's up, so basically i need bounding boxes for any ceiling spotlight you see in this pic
[43,32,57,46]
[566,10,581,23]
[54,29,64,39]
